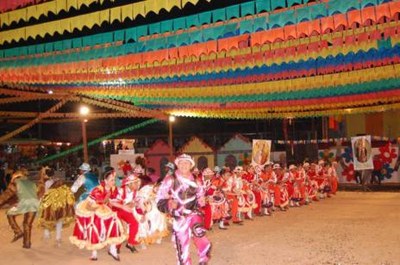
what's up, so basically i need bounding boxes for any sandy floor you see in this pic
[1,191,399,265]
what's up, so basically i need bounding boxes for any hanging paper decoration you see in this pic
[0,0,399,120]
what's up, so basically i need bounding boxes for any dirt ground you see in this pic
[1,191,399,265]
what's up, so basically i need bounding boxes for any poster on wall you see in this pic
[252,139,271,166]
[351,135,374,170]
[114,139,135,154]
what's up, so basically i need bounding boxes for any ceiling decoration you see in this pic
[0,0,399,123]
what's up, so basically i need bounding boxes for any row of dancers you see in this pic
[0,155,338,265]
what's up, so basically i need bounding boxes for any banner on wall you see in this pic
[252,139,271,166]
[351,135,374,170]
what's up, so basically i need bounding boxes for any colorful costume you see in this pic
[70,171,99,202]
[0,172,39,248]
[223,172,242,223]
[156,171,211,265]
[259,168,275,214]
[271,164,289,210]
[114,179,140,249]
[210,176,230,220]
[288,167,302,206]
[70,182,125,250]
[38,177,75,241]
[306,166,320,202]
[328,164,339,195]
[136,184,169,245]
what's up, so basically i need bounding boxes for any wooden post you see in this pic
[82,119,89,163]
[168,120,173,160]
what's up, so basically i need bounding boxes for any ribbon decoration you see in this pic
[1,1,397,51]
[36,118,160,164]
[0,98,69,142]
[1,0,210,28]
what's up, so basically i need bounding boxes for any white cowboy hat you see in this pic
[213,166,221,172]
[289,164,297,171]
[174,154,195,168]
[79,163,91,172]
[273,164,281,170]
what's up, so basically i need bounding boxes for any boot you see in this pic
[7,215,23,243]
[218,220,227,230]
[22,212,36,249]
[126,243,139,253]
[263,208,271,216]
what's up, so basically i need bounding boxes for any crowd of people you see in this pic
[0,154,339,265]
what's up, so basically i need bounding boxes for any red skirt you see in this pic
[70,200,126,250]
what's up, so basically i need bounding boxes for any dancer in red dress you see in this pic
[201,168,214,230]
[70,168,125,261]
[203,168,229,230]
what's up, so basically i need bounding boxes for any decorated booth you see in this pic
[217,134,252,169]
[144,139,173,177]
[178,137,215,170]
